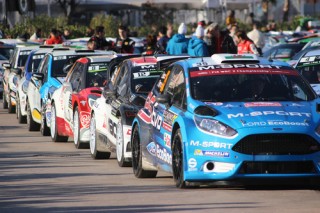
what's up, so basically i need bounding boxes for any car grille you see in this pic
[232,134,320,155]
[238,161,316,174]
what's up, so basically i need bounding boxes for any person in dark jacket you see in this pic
[187,25,209,57]
[114,25,135,53]
[88,26,112,50]
[166,23,189,55]
[208,23,237,54]
[156,26,169,53]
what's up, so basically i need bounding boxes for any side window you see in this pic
[70,63,83,92]
[115,64,129,96]
[38,56,49,82]
[163,66,186,109]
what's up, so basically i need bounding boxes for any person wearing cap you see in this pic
[88,26,112,50]
[187,25,209,57]
[166,23,189,55]
[114,25,135,53]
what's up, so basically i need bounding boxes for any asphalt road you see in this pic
[1,100,320,213]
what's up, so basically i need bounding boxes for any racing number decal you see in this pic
[151,111,163,130]
[108,119,117,137]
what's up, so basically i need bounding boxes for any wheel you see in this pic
[27,101,40,131]
[3,91,8,109]
[132,125,157,178]
[50,103,68,142]
[73,107,88,149]
[89,113,111,159]
[16,94,26,124]
[40,103,50,136]
[172,129,188,188]
[116,120,131,167]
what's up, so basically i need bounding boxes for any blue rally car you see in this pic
[131,54,320,188]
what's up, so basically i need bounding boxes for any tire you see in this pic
[132,125,157,178]
[172,129,188,189]
[73,107,88,149]
[50,103,68,142]
[27,101,40,131]
[16,94,26,124]
[40,103,50,136]
[3,91,8,109]
[116,120,131,167]
[89,113,111,159]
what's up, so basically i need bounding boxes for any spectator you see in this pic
[167,22,174,39]
[45,28,63,45]
[63,28,71,40]
[226,10,237,26]
[246,12,255,26]
[30,28,42,40]
[87,40,97,50]
[187,25,209,57]
[229,24,239,47]
[85,27,94,37]
[209,23,237,54]
[236,30,259,55]
[88,26,112,50]
[145,34,157,55]
[156,26,169,53]
[166,23,189,55]
[247,23,265,56]
[114,25,135,53]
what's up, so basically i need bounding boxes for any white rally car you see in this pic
[2,45,39,113]
[50,54,116,147]
[16,47,55,123]
[26,48,106,136]
[90,55,189,167]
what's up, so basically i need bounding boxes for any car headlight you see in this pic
[88,94,100,109]
[194,115,237,137]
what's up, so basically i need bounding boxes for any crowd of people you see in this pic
[14,10,266,57]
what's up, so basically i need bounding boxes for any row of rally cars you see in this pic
[2,45,320,188]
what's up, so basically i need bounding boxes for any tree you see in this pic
[54,0,79,18]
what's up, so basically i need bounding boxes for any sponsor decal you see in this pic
[222,104,237,108]
[164,133,171,148]
[190,140,233,149]
[188,103,195,109]
[244,102,282,107]
[80,111,90,128]
[147,142,157,156]
[210,102,223,106]
[80,100,86,106]
[188,158,197,168]
[194,149,230,157]
[151,111,163,130]
[227,111,311,119]
[147,143,172,165]
[162,110,177,132]
[126,129,131,135]
[240,120,309,127]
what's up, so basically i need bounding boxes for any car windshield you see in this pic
[130,66,162,94]
[189,66,316,102]
[52,55,85,77]
[18,50,32,67]
[86,62,109,87]
[296,63,320,84]
[27,53,46,73]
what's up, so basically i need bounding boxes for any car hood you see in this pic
[204,101,318,130]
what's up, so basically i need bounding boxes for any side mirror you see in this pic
[32,73,44,81]
[2,62,11,69]
[12,68,22,76]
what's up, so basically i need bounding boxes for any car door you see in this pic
[64,62,83,123]
[151,65,186,168]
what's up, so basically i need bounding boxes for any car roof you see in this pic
[183,54,291,68]
[47,49,106,56]
[78,55,118,64]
